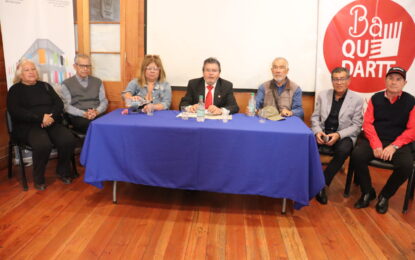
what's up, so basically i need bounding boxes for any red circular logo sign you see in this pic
[324,0,415,93]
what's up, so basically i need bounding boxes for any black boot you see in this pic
[315,187,328,205]
[57,175,72,184]
[34,183,47,191]
[354,188,376,209]
[375,195,389,214]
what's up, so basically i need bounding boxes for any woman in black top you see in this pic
[7,59,76,190]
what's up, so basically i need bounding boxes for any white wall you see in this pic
[147,0,415,94]
[147,0,318,91]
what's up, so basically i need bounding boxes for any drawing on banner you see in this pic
[6,39,73,96]
[323,0,415,93]
[22,39,72,85]
[1,0,76,89]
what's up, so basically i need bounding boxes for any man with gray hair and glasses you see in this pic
[255,57,304,118]
[61,54,108,134]
[312,67,364,204]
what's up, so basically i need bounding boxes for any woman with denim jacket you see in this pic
[122,55,171,112]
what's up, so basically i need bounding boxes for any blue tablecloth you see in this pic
[80,109,324,209]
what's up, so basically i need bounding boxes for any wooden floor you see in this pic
[0,159,414,260]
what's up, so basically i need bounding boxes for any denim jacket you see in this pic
[122,79,172,109]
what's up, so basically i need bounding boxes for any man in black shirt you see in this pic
[311,67,364,204]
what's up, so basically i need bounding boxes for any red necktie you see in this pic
[205,85,213,109]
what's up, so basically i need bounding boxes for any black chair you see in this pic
[62,113,86,141]
[6,111,78,191]
[344,146,415,214]
[61,113,86,165]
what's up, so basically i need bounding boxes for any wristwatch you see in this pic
[392,145,400,150]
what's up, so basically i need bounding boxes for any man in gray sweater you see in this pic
[61,54,108,133]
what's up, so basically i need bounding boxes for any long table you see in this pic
[80,109,324,210]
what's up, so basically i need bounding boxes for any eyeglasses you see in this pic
[146,67,160,71]
[76,64,92,69]
[272,66,287,70]
[332,77,349,83]
[145,55,160,58]
[204,69,219,73]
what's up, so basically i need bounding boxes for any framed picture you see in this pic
[89,0,120,22]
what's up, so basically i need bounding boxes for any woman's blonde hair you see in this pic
[137,55,166,86]
[13,59,40,84]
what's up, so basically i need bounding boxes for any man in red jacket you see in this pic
[352,67,415,214]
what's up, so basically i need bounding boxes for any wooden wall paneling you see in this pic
[124,0,144,85]
[103,81,123,112]
[0,28,8,169]
[0,81,6,108]
[106,0,145,110]
[234,92,251,115]
[170,89,185,111]
[76,0,90,55]
[105,85,125,111]
[119,0,126,88]
[303,95,315,127]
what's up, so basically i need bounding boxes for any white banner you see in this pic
[0,0,76,90]
[316,0,415,101]
[147,0,318,91]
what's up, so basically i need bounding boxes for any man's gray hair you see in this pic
[272,57,289,69]
[74,54,91,64]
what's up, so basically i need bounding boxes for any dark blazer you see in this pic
[179,77,239,114]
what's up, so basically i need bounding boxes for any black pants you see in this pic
[67,115,92,134]
[320,137,353,186]
[351,137,413,198]
[26,124,76,185]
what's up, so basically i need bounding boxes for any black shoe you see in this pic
[58,176,72,184]
[315,187,328,205]
[34,183,47,191]
[72,172,80,179]
[354,188,376,209]
[375,195,389,214]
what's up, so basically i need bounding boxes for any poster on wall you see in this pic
[316,0,415,100]
[0,0,76,91]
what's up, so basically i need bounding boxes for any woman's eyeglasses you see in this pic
[146,67,160,71]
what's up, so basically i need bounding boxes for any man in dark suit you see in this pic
[179,57,239,114]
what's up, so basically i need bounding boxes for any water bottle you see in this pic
[248,92,256,116]
[196,95,205,122]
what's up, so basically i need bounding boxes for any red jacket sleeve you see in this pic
[363,99,382,149]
